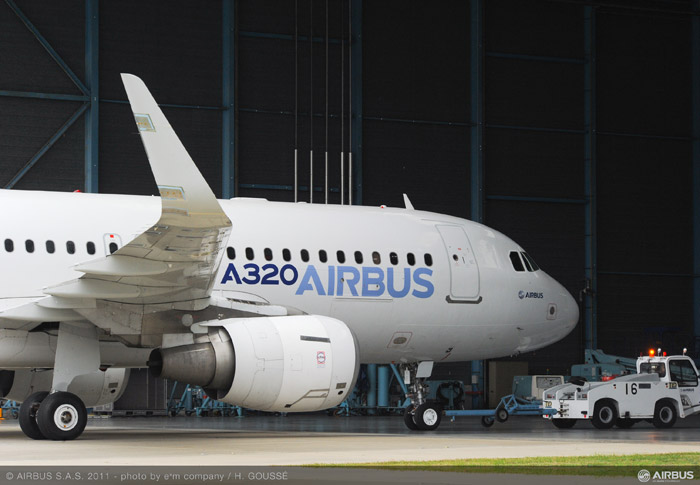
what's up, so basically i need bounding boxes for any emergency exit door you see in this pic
[437,225,480,301]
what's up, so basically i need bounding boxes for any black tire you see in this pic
[481,416,495,428]
[615,418,636,429]
[552,419,577,429]
[652,401,677,429]
[19,391,49,440]
[36,392,87,441]
[413,402,442,431]
[495,407,509,423]
[403,406,419,430]
[591,400,617,429]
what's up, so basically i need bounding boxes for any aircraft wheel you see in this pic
[36,392,87,441]
[591,399,617,429]
[19,391,49,440]
[652,400,677,429]
[552,419,577,429]
[615,418,636,429]
[495,407,509,423]
[403,406,419,430]
[413,402,442,431]
[481,416,495,428]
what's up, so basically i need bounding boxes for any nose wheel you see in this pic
[19,391,87,441]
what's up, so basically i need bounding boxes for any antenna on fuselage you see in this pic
[403,193,414,210]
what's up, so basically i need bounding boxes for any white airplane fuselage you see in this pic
[0,188,577,365]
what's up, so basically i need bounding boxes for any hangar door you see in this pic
[437,225,480,301]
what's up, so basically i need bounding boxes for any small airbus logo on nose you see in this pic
[518,291,525,299]
[519,291,544,299]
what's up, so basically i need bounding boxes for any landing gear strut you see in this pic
[18,322,97,441]
[400,362,442,431]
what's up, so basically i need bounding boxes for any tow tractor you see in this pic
[542,350,700,429]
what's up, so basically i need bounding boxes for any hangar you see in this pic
[0,0,697,436]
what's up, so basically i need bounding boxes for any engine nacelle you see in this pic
[0,368,130,407]
[150,315,359,412]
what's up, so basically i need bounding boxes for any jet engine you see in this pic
[149,315,359,412]
[0,368,130,407]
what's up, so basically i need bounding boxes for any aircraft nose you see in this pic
[557,283,579,333]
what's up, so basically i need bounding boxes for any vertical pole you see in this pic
[222,0,236,199]
[309,0,314,204]
[340,0,345,205]
[325,0,329,204]
[469,0,484,409]
[84,0,99,193]
[294,0,299,203]
[350,0,362,205]
[584,6,598,350]
[366,363,377,414]
[377,365,390,408]
[692,0,700,356]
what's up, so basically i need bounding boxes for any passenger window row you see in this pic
[509,251,539,272]
[3,238,119,255]
[226,246,433,267]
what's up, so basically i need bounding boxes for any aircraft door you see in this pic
[103,233,123,255]
[436,225,480,301]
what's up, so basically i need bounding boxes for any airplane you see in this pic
[0,74,578,440]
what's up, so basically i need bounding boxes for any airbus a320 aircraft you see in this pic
[0,75,578,440]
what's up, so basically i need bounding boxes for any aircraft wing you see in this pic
[0,75,276,344]
[45,74,232,306]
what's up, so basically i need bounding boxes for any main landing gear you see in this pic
[18,322,97,441]
[400,362,443,431]
[19,391,87,441]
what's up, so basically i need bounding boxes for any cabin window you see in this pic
[86,242,96,255]
[25,239,34,253]
[509,251,525,272]
[282,248,291,262]
[66,241,76,255]
[337,250,346,264]
[390,252,398,265]
[424,253,433,267]
[301,249,309,262]
[245,247,254,260]
[372,251,381,265]
[354,251,363,264]
[264,248,273,261]
[226,247,236,260]
[109,242,118,254]
[46,240,55,254]
[319,250,328,263]
[407,253,416,266]
[4,239,13,252]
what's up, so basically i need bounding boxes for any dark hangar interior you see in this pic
[0,0,697,381]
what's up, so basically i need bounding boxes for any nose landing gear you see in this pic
[400,361,442,431]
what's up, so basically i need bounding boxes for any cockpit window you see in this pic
[509,251,525,272]
[521,254,533,272]
[521,252,540,271]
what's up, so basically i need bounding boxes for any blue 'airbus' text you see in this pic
[220,263,434,299]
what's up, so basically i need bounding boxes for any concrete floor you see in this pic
[0,413,698,466]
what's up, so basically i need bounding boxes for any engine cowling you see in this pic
[149,315,359,412]
[0,368,130,407]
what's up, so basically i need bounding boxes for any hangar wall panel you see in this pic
[484,129,584,199]
[485,0,584,59]
[597,275,693,357]
[597,11,691,137]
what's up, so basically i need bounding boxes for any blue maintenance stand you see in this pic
[445,394,554,427]
[1,400,19,419]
